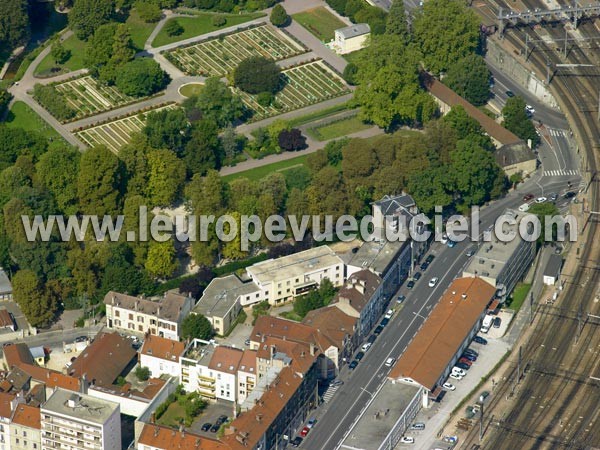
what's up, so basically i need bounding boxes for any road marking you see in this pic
[542,169,579,176]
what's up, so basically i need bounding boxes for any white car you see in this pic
[400,436,415,444]
[449,373,463,381]
[384,309,394,319]
[361,342,372,352]
[525,105,535,114]
[518,203,530,212]
[452,367,466,376]
[443,382,456,391]
[535,196,547,203]
[440,233,448,244]
[428,277,439,288]
[385,357,396,367]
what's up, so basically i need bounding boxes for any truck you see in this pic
[480,314,494,333]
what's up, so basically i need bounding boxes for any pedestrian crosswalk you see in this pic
[322,385,340,403]
[542,169,579,177]
[548,128,570,138]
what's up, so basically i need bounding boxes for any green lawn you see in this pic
[179,82,204,97]
[222,154,308,182]
[307,115,372,141]
[34,34,88,77]
[156,401,186,428]
[287,102,349,128]
[507,282,531,312]
[292,7,347,42]
[152,12,264,47]
[6,101,64,143]
[126,9,157,50]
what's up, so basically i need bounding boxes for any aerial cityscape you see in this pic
[0,0,598,449]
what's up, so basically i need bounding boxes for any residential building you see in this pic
[0,392,18,450]
[543,254,563,285]
[137,424,227,450]
[389,277,496,405]
[41,389,121,450]
[0,269,11,301]
[331,270,383,339]
[29,348,45,367]
[193,274,258,335]
[0,308,16,332]
[495,142,538,178]
[10,404,41,450]
[139,334,185,378]
[330,24,370,54]
[463,208,536,300]
[236,350,257,405]
[246,245,344,306]
[104,290,194,340]
[371,193,419,240]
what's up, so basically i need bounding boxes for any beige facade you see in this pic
[331,24,370,54]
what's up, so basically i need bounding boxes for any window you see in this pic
[137,316,144,323]
[277,291,281,296]
[23,431,27,437]
[128,313,133,320]
[139,325,144,332]
[286,280,290,286]
[277,283,281,288]
[115,310,120,317]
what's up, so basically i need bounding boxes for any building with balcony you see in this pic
[10,404,41,450]
[104,290,194,340]
[41,389,120,450]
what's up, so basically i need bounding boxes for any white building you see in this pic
[41,389,121,450]
[104,290,194,340]
[236,350,257,404]
[0,393,18,450]
[330,23,370,54]
[0,268,12,301]
[10,404,41,450]
[139,334,185,378]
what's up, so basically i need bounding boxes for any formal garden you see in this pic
[236,60,350,122]
[165,23,306,76]
[76,103,177,152]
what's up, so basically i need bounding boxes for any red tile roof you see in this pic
[389,277,496,391]
[0,309,14,329]
[138,424,231,450]
[11,404,40,429]
[208,347,243,375]
[140,334,185,362]
[251,316,335,352]
[332,270,382,314]
[303,305,357,349]
[238,350,256,374]
[0,392,15,419]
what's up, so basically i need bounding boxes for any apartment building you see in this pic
[236,350,257,405]
[10,404,41,450]
[0,392,18,450]
[139,334,185,378]
[137,424,228,450]
[104,290,194,340]
[41,389,121,450]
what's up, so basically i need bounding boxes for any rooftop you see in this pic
[138,424,228,450]
[238,349,257,375]
[251,315,334,352]
[544,254,563,277]
[0,392,15,419]
[11,404,40,429]
[182,339,217,365]
[0,308,13,328]
[104,290,192,322]
[140,334,185,363]
[302,305,357,349]
[336,23,371,39]
[246,245,342,285]
[372,194,417,216]
[389,277,496,390]
[208,346,244,375]
[0,268,11,295]
[68,332,137,387]
[194,274,258,318]
[332,269,382,314]
[495,141,537,167]
[422,72,523,146]
[42,389,119,424]
[347,240,408,275]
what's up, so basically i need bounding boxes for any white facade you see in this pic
[330,24,370,54]
[141,352,180,379]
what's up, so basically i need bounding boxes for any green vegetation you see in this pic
[293,279,337,318]
[252,300,270,325]
[443,54,491,106]
[126,9,158,50]
[156,389,207,428]
[35,34,88,76]
[502,96,540,147]
[152,13,264,47]
[222,155,309,182]
[181,314,215,340]
[270,4,290,28]
[292,7,347,41]
[233,56,280,95]
[280,311,302,321]
[134,366,151,381]
[507,283,531,312]
[324,0,388,34]
[179,83,204,97]
[5,102,64,143]
[307,116,372,141]
[287,102,349,127]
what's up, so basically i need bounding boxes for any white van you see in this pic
[480,314,494,333]
[361,342,372,352]
[385,357,396,367]
[518,203,530,212]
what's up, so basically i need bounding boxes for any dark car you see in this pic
[216,415,228,426]
[407,280,415,289]
[464,348,479,357]
[210,424,220,432]
[201,423,212,432]
[367,334,377,344]
[549,192,558,202]
[473,336,488,345]
[374,325,384,335]
[523,193,534,202]
[564,191,576,199]
[355,351,365,361]
[459,357,473,366]
[290,436,303,447]
[493,317,502,328]
[506,90,515,97]
[349,360,359,370]
[397,294,406,304]
[380,318,390,327]
[456,362,470,371]
[466,246,477,257]
[75,336,87,343]
[462,353,477,361]
[425,254,435,264]
[420,261,430,271]
[413,271,422,281]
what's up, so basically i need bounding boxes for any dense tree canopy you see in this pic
[145,149,186,206]
[270,4,290,27]
[86,23,136,83]
[181,313,214,339]
[0,0,30,50]
[232,57,280,95]
[144,108,190,155]
[36,146,81,215]
[12,269,57,328]
[502,96,540,147]
[183,77,245,127]
[69,0,114,40]
[115,58,169,97]
[386,0,409,43]
[443,54,491,106]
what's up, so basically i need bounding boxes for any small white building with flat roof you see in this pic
[0,268,12,301]
[330,23,370,54]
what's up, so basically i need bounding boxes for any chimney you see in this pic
[270,345,276,359]
[150,413,156,424]
[135,299,139,311]
[157,306,161,316]
[309,345,315,356]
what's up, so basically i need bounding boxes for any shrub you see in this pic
[115,58,170,97]
[137,1,163,23]
[278,128,306,151]
[256,91,273,107]
[165,19,184,37]
[135,366,151,381]
[270,4,290,27]
[33,84,76,121]
[233,56,280,95]
[211,15,227,27]
[343,62,359,85]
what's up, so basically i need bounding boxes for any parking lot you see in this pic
[188,400,234,437]
[485,310,514,339]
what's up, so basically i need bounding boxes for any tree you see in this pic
[165,19,183,36]
[211,15,226,26]
[354,5,387,35]
[77,146,124,216]
[407,166,453,214]
[386,0,409,42]
[444,54,491,106]
[144,108,190,154]
[135,366,151,381]
[278,128,306,151]
[233,57,280,95]
[119,134,150,197]
[146,149,186,206]
[0,0,30,50]
[36,145,80,214]
[136,1,162,22]
[528,202,560,243]
[183,119,222,176]
[51,42,71,65]
[69,0,114,40]
[220,126,240,160]
[412,0,480,74]
[0,90,12,118]
[145,240,178,278]
[342,62,359,85]
[181,313,214,340]
[115,58,169,97]
[442,105,483,140]
[32,84,76,122]
[502,96,540,147]
[184,77,245,127]
[293,279,336,318]
[270,4,290,27]
[0,126,47,170]
[12,269,57,328]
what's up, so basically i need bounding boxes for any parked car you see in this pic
[397,294,406,304]
[525,104,535,115]
[307,418,317,429]
[426,254,435,264]
[216,415,228,425]
[244,339,251,346]
[459,357,473,366]
[443,436,458,444]
[374,325,384,335]
[549,192,558,202]
[410,423,425,431]
[201,423,212,431]
[290,436,303,447]
[210,424,220,432]
[564,191,576,199]
[493,317,502,328]
[330,379,344,387]
[461,353,477,362]
[361,342,372,352]
[518,203,530,212]
[407,280,415,289]
[535,196,547,203]
[464,348,479,357]
[473,336,488,345]
[400,436,415,444]
[466,246,477,257]
[420,261,430,271]
[428,277,439,288]
[506,90,515,97]
[349,360,359,370]
[456,362,470,371]
[300,426,310,437]
[523,193,534,202]
[384,309,394,319]
[447,239,457,248]
[449,373,463,380]
[452,367,466,376]
[413,272,422,281]
[440,233,448,244]
[385,357,396,367]
[367,334,377,344]
[355,351,365,361]
[380,318,390,327]
[75,336,87,343]
[443,382,456,391]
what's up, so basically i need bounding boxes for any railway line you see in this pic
[463,1,600,448]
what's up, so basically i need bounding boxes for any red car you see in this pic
[300,426,310,437]
[523,193,534,202]
[458,357,473,366]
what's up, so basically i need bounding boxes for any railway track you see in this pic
[462,2,600,448]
